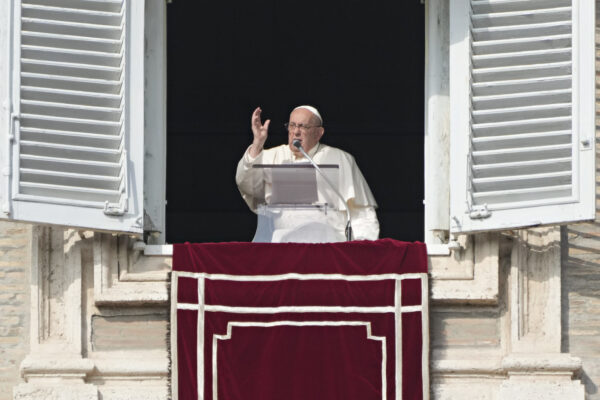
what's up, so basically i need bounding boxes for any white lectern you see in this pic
[250,164,346,243]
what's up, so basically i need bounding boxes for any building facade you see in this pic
[0,0,599,399]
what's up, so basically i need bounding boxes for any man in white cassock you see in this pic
[236,105,380,242]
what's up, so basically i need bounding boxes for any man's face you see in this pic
[287,108,324,157]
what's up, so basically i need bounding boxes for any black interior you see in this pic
[166,0,425,243]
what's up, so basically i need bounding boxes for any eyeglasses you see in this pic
[284,122,321,132]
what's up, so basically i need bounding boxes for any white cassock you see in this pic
[236,143,380,241]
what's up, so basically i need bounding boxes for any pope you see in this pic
[236,105,380,241]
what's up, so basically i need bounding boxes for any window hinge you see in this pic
[468,204,491,220]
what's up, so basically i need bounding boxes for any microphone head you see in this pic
[292,139,302,149]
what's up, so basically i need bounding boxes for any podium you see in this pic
[250,163,347,243]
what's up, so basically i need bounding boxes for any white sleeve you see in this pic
[235,146,263,211]
[349,204,380,240]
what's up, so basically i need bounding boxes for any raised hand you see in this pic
[249,107,270,157]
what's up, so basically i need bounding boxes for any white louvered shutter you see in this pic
[449,0,595,233]
[0,0,145,233]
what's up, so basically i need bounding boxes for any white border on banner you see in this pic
[177,304,422,314]
[170,272,179,400]
[174,272,426,281]
[421,275,430,400]
[212,321,387,400]
[395,279,403,400]
[197,277,205,400]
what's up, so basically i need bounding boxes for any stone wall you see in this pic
[561,2,600,399]
[0,222,30,400]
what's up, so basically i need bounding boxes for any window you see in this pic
[0,0,595,245]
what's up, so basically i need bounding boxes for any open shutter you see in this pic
[450,0,595,233]
[0,0,145,233]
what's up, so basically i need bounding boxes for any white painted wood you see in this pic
[0,0,148,233]
[449,0,472,233]
[143,0,166,243]
[424,0,451,244]
[449,0,595,233]
[0,0,12,216]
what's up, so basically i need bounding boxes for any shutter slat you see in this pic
[21,72,122,94]
[22,46,122,68]
[20,140,121,163]
[22,18,122,39]
[472,143,572,164]
[22,59,122,81]
[21,100,122,122]
[472,48,571,69]
[472,116,571,136]
[21,31,123,53]
[20,112,121,125]
[472,21,572,41]
[20,168,121,191]
[22,4,123,26]
[21,127,121,149]
[473,89,571,109]
[471,7,571,29]
[472,103,571,124]
[471,185,572,206]
[21,86,121,108]
[472,170,571,192]
[471,0,570,14]
[473,62,571,83]
[472,130,571,151]
[24,0,122,13]
[473,76,571,96]
[472,34,571,55]
[20,119,120,135]
[472,157,572,179]
[19,182,122,203]
[20,154,121,176]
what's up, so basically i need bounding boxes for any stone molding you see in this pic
[430,232,500,303]
[93,233,170,305]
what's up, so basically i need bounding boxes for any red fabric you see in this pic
[216,324,383,399]
[173,240,428,400]
[201,312,401,400]
[173,239,427,275]
[205,280,395,307]
[177,310,198,400]
[177,277,198,304]
[401,279,422,307]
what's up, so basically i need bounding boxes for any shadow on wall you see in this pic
[562,219,600,397]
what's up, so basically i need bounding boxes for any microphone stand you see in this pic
[293,141,352,241]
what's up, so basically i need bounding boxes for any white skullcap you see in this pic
[293,105,323,125]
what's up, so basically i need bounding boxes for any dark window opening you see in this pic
[166,0,424,243]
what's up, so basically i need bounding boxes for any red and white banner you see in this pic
[171,239,429,400]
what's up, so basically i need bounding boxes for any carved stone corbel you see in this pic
[499,227,584,400]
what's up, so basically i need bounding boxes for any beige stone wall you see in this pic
[561,2,600,399]
[0,222,30,400]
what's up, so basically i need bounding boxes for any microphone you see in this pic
[292,140,352,241]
